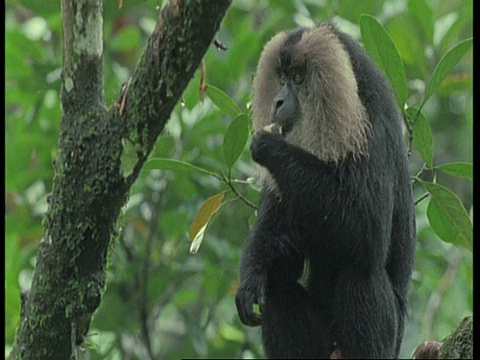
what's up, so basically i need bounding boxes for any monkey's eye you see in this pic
[280,73,288,85]
[293,72,304,84]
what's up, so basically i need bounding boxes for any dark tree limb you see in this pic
[440,316,473,359]
[413,316,473,359]
[9,0,231,359]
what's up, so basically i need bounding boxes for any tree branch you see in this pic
[9,1,231,359]
[61,0,104,114]
[413,316,473,359]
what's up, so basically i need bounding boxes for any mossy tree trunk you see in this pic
[9,1,231,359]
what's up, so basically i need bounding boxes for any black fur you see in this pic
[236,24,416,359]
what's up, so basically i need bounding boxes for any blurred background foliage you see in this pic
[5,0,472,359]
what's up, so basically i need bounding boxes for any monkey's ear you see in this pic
[251,32,288,132]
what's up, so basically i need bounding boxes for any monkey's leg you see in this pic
[332,268,397,359]
[262,281,331,359]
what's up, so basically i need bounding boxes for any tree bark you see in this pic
[9,1,231,359]
[440,316,473,358]
[413,316,473,359]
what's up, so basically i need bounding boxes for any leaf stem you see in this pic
[224,177,256,209]
[415,192,430,206]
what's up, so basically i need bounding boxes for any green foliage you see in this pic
[357,7,472,354]
[5,1,472,359]
[361,19,472,258]
[144,87,253,255]
[207,85,243,118]
[189,191,227,254]
[360,14,408,108]
[418,180,472,251]
[143,158,215,177]
[422,38,473,109]
[407,107,434,167]
[407,0,434,45]
[435,162,472,180]
[222,114,250,171]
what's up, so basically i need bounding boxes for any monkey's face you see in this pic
[268,64,305,136]
[252,24,370,164]
[252,29,307,138]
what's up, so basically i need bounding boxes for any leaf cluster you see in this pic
[360,14,472,252]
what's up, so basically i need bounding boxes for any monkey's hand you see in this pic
[235,274,267,327]
[251,129,285,167]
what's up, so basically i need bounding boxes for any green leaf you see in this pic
[337,0,383,24]
[143,158,214,177]
[407,0,434,45]
[189,192,226,253]
[386,14,429,78]
[206,84,243,118]
[418,180,472,251]
[423,38,473,107]
[407,107,434,167]
[360,15,407,109]
[223,114,249,170]
[436,162,472,180]
[437,0,472,53]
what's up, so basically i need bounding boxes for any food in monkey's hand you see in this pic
[262,123,283,135]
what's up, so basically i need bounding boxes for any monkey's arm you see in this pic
[251,130,339,208]
[236,191,278,326]
[236,190,304,326]
[251,130,392,258]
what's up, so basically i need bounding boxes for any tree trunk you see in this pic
[9,1,231,359]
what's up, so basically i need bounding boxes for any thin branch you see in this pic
[415,162,428,179]
[415,192,430,206]
[61,0,104,114]
[225,178,257,210]
[403,110,414,159]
